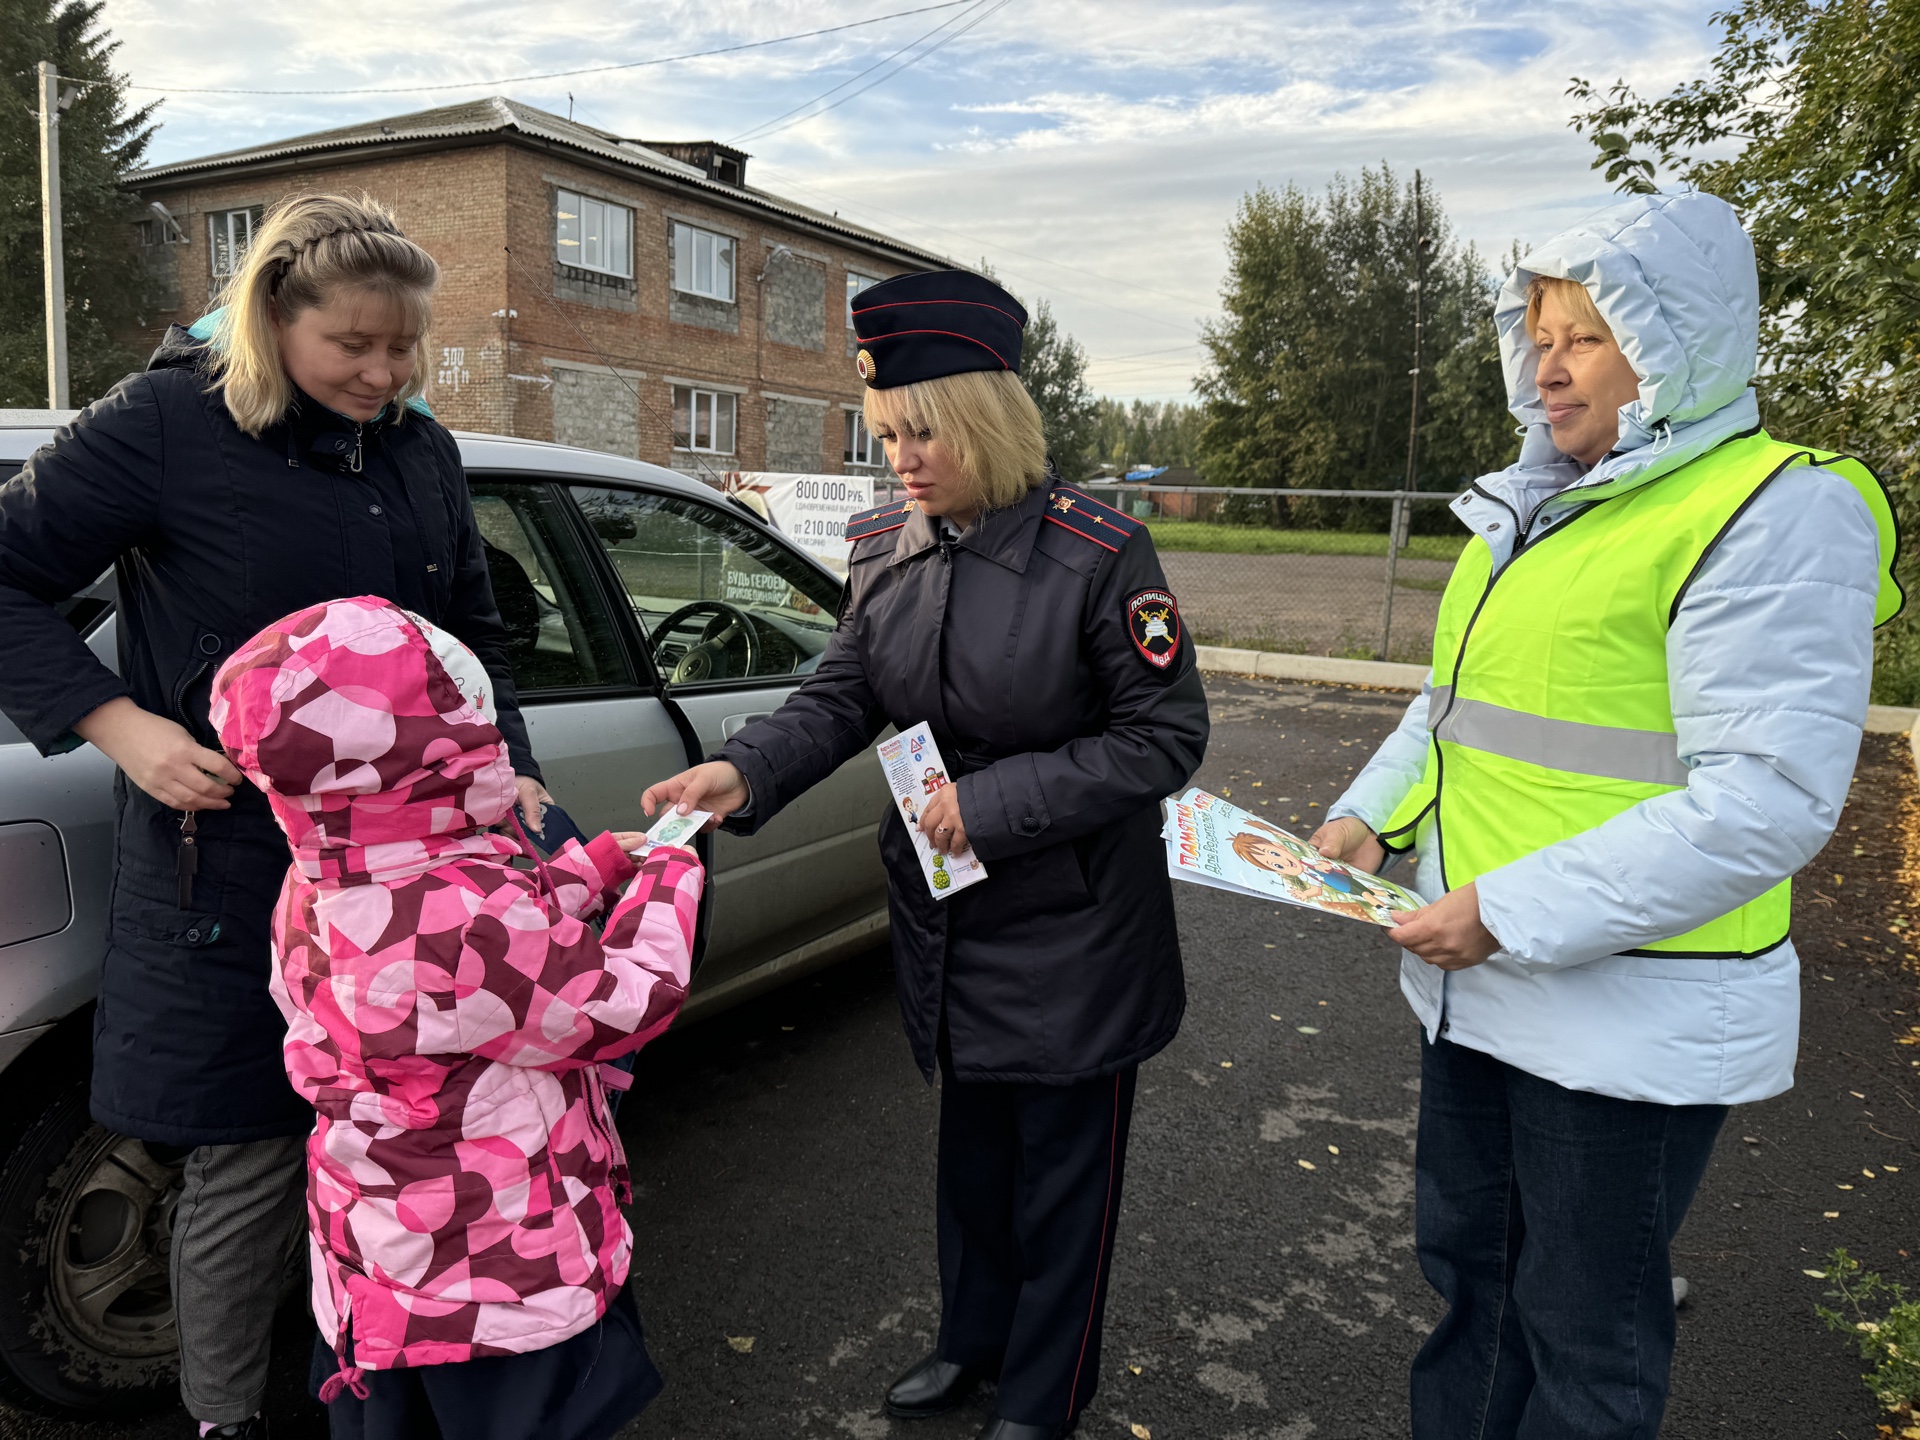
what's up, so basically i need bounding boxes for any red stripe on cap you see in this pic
[860,328,1012,370]
[850,298,1027,329]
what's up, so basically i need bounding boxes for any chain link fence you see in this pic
[876,481,1468,664]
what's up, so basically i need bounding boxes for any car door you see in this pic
[465,477,693,846]
[563,482,889,991]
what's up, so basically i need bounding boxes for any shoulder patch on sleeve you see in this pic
[1041,486,1143,553]
[1125,587,1183,669]
[845,498,918,543]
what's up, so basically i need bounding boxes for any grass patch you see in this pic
[1147,520,1469,561]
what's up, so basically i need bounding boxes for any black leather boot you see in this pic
[883,1353,979,1417]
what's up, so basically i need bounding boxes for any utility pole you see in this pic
[1379,169,1429,661]
[38,62,70,410]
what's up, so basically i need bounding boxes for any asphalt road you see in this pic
[7,675,1915,1440]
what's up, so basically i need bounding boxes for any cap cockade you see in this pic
[849,269,1028,390]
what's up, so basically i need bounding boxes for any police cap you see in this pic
[850,269,1027,390]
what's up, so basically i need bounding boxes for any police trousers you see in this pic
[934,1046,1137,1430]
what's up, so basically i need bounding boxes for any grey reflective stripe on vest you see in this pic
[1427,694,1691,787]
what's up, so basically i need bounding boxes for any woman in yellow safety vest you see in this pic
[1313,191,1898,1440]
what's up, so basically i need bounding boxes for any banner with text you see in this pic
[726,472,874,572]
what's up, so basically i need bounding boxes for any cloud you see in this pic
[103,0,1722,399]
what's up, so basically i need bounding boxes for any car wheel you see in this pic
[0,1074,183,1417]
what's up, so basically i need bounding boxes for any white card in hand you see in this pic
[645,808,711,848]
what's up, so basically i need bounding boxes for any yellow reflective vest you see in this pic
[1382,431,1901,959]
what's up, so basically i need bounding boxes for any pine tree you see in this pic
[1,0,159,406]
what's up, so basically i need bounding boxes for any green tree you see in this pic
[1569,0,1920,700]
[1,0,158,407]
[1020,298,1097,481]
[1091,397,1202,472]
[1193,166,1514,517]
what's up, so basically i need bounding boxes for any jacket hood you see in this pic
[211,596,515,883]
[1475,191,1763,511]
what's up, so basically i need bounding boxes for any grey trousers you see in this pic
[171,1134,309,1424]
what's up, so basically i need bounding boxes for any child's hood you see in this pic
[210,596,516,879]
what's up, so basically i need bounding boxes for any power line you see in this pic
[730,0,1012,145]
[64,4,974,97]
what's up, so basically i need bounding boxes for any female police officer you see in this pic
[644,270,1207,1440]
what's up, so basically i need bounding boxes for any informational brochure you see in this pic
[645,807,712,848]
[1163,787,1423,928]
[876,723,988,900]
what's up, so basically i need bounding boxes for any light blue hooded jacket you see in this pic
[1328,192,1882,1106]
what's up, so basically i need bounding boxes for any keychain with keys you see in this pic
[177,811,198,909]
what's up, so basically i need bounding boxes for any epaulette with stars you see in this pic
[1042,486,1143,553]
[845,497,918,543]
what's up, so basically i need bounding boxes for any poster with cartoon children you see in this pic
[1163,788,1422,927]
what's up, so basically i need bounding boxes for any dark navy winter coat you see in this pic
[718,480,1208,1084]
[0,329,538,1145]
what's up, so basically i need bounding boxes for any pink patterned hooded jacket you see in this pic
[209,596,700,1390]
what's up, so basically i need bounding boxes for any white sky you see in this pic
[102,0,1718,402]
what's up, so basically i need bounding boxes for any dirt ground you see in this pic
[1159,550,1452,661]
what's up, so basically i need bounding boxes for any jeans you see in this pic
[1411,1035,1726,1440]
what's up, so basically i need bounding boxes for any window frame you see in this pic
[671,221,736,303]
[846,270,879,328]
[208,207,261,279]
[672,385,738,456]
[554,188,633,279]
[844,409,887,469]
[561,480,848,696]
[462,474,646,702]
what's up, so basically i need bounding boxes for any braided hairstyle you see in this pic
[209,193,439,436]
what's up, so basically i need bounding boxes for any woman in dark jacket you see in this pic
[0,193,546,1438]
[644,270,1209,1440]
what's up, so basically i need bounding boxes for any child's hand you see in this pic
[609,831,650,854]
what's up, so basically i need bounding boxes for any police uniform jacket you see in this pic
[717,478,1208,1085]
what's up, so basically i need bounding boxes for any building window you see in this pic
[846,271,879,327]
[556,190,632,277]
[672,222,734,303]
[673,386,736,455]
[209,207,261,278]
[137,216,186,248]
[845,410,886,468]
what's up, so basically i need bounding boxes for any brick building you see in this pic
[125,97,948,478]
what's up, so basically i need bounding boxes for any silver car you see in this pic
[0,414,890,1417]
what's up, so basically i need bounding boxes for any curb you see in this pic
[1196,647,1920,745]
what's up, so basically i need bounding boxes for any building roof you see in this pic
[127,96,949,270]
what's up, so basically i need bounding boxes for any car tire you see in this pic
[0,1070,183,1417]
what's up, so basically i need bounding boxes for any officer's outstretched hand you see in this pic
[1388,884,1501,971]
[642,761,749,830]
[1309,816,1385,874]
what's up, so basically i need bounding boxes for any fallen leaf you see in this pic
[1297,1158,1317,1171]
[1132,1426,1152,1440]
[1220,1061,1234,1069]
[1269,1014,1283,1021]
[1887,1165,1902,1173]
[1865,1169,1877,1179]
[1805,1268,1829,1278]
[1853,1091,1867,1099]
[1263,943,1276,949]
[1328,1145,1340,1155]
[1128,1363,1143,1376]
[1742,1135,1761,1144]
[726,1335,755,1353]
[1839,1184,1855,1190]
[1296,1026,1321,1034]
[1826,1210,1841,1218]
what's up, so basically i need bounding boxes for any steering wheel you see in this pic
[650,601,758,684]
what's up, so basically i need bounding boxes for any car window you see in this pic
[570,486,841,686]
[468,480,631,694]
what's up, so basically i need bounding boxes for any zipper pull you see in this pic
[350,423,363,474]
[177,811,199,909]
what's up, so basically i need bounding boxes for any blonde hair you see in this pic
[863,368,1048,513]
[1524,275,1613,344]
[209,193,438,436]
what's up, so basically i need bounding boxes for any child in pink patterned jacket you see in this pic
[211,595,700,1440]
